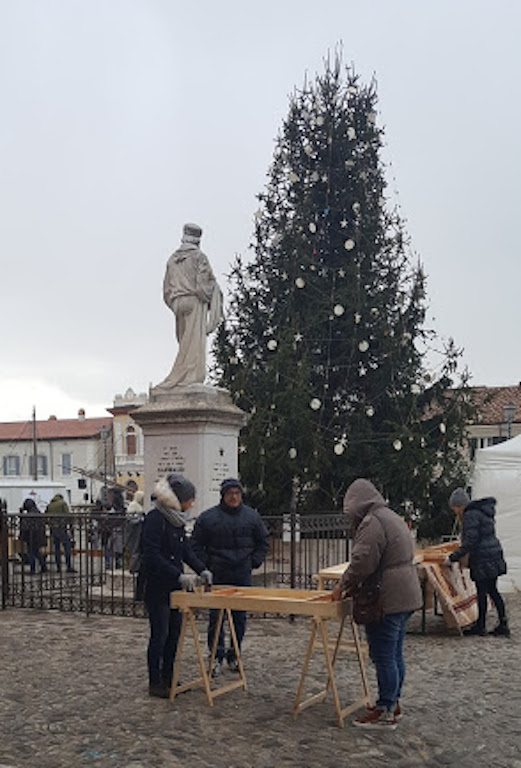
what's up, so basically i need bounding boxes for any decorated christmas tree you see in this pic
[213,55,473,527]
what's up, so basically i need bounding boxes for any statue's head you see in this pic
[182,222,202,246]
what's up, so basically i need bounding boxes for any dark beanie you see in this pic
[449,487,470,508]
[220,478,243,496]
[167,474,196,503]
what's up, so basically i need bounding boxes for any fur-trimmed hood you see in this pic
[153,477,182,511]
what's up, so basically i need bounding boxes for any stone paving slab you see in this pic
[0,595,519,768]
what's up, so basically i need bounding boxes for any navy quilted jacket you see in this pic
[449,497,507,582]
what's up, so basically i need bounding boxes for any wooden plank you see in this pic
[170,586,351,619]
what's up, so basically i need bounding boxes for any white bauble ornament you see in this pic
[344,239,355,250]
[347,127,356,140]
[354,312,361,324]
[352,202,361,214]
[333,304,345,316]
[267,339,278,351]
[316,115,324,126]
[334,443,345,455]
[288,447,297,459]
[304,143,313,155]
[295,277,305,289]
[309,222,317,233]
[439,423,446,434]
[411,384,421,395]
[310,398,321,410]
[358,340,369,352]
[366,406,374,417]
[393,439,403,451]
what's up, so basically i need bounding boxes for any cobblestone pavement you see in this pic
[0,594,519,768]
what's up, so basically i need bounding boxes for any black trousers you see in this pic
[476,578,506,628]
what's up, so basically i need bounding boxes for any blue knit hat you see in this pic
[167,474,196,503]
[220,478,243,496]
[449,487,470,508]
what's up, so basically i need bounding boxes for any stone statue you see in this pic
[156,223,223,389]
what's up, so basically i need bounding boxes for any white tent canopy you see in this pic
[472,435,521,592]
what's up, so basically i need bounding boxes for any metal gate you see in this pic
[0,503,348,616]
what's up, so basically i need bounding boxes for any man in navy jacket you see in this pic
[191,478,269,674]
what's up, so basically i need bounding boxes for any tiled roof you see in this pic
[0,417,112,442]
[471,385,521,425]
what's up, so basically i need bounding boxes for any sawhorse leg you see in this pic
[171,605,247,706]
[170,607,213,705]
[292,615,370,727]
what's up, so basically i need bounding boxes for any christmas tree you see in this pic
[213,55,473,528]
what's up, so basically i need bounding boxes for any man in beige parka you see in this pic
[334,478,422,729]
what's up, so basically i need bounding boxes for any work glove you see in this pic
[199,569,213,587]
[178,573,197,591]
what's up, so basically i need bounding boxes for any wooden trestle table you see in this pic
[169,586,370,727]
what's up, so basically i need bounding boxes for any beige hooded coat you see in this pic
[340,479,422,616]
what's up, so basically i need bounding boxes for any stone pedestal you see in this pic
[132,384,247,517]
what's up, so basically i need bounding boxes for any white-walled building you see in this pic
[0,409,114,507]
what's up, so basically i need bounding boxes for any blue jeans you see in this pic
[145,594,182,687]
[208,566,252,662]
[52,531,71,570]
[365,611,412,711]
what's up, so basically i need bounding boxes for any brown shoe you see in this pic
[354,707,397,730]
[366,702,402,720]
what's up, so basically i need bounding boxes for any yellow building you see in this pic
[107,388,147,491]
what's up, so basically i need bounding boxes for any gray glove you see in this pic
[178,573,197,591]
[199,569,213,587]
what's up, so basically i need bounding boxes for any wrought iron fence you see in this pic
[0,504,349,616]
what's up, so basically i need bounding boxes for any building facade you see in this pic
[0,410,114,506]
[107,388,147,491]
[466,384,521,457]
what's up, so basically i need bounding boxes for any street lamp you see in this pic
[99,426,110,492]
[503,402,515,440]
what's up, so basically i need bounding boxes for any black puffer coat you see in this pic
[449,497,507,582]
[191,502,269,578]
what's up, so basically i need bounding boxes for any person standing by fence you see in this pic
[45,494,75,573]
[20,498,47,575]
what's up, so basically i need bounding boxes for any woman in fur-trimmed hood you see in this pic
[335,478,422,730]
[141,474,212,698]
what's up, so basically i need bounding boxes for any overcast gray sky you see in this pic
[1,0,520,422]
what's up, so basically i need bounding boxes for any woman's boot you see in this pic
[489,618,510,637]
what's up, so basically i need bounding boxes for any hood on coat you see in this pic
[343,479,387,535]
[153,477,182,511]
[466,496,497,519]
[51,494,64,502]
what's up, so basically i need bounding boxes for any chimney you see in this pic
[78,408,86,421]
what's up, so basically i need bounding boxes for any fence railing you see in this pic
[0,505,349,616]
